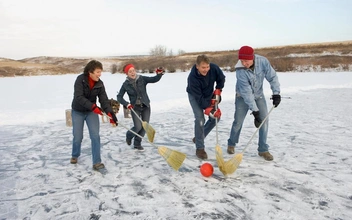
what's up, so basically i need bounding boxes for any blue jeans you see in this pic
[71,110,101,165]
[188,93,219,150]
[127,104,151,146]
[227,95,269,152]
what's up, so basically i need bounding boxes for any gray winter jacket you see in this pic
[235,54,280,111]
[117,74,162,108]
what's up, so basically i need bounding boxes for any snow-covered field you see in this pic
[0,71,352,220]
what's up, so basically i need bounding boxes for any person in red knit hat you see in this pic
[117,64,165,151]
[227,46,281,161]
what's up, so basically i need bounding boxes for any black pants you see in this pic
[126,104,151,146]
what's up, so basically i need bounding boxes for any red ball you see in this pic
[200,163,213,177]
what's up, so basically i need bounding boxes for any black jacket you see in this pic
[117,74,162,108]
[186,63,226,109]
[71,73,113,113]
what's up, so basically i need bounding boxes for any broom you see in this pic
[130,108,156,143]
[224,106,275,174]
[215,116,228,176]
[212,101,229,176]
[104,113,186,171]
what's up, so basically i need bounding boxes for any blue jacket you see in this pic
[186,63,226,109]
[235,54,280,111]
[117,74,162,108]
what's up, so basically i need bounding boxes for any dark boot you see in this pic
[126,137,132,145]
[134,145,144,151]
[70,157,77,164]
[93,163,105,170]
[258,152,274,161]
[227,146,235,154]
[196,149,208,160]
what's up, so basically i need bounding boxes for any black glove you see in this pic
[108,112,118,125]
[252,111,262,128]
[272,94,281,107]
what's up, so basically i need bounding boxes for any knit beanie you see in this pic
[123,64,135,74]
[238,46,254,60]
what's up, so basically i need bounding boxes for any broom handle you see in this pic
[103,112,158,149]
[241,106,275,154]
[215,103,219,145]
[130,108,144,124]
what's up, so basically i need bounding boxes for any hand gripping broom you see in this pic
[103,113,186,171]
[130,108,156,143]
[223,106,275,175]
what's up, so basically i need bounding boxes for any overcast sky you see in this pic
[1,0,351,60]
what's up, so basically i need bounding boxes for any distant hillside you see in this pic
[0,40,351,77]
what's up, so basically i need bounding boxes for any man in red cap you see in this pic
[227,46,281,161]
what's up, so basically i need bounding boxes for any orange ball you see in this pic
[200,163,213,177]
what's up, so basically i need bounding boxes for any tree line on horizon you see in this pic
[110,43,352,74]
[0,42,351,77]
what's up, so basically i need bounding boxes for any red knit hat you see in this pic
[238,46,254,60]
[123,64,134,74]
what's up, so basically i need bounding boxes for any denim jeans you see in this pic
[127,104,151,146]
[227,95,269,152]
[71,110,101,165]
[188,93,219,150]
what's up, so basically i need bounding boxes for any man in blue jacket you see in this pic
[187,55,226,159]
[227,46,281,161]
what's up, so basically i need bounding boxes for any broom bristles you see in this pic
[215,145,229,176]
[224,154,243,174]
[158,146,186,171]
[215,145,244,175]
[142,122,155,143]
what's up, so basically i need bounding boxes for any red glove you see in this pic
[212,89,222,104]
[155,66,165,74]
[210,99,217,106]
[204,107,222,119]
[92,104,103,115]
[214,89,222,96]
[108,112,118,126]
[127,104,133,110]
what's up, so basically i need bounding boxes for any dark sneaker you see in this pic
[258,152,274,161]
[93,163,105,170]
[227,146,235,154]
[70,157,77,164]
[192,137,195,143]
[134,145,144,151]
[196,149,208,160]
[126,138,132,146]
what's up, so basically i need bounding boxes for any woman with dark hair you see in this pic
[70,60,117,171]
[117,64,164,151]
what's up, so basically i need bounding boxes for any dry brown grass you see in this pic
[1,41,351,77]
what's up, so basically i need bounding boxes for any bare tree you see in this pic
[178,49,186,55]
[149,45,167,57]
[167,49,174,57]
